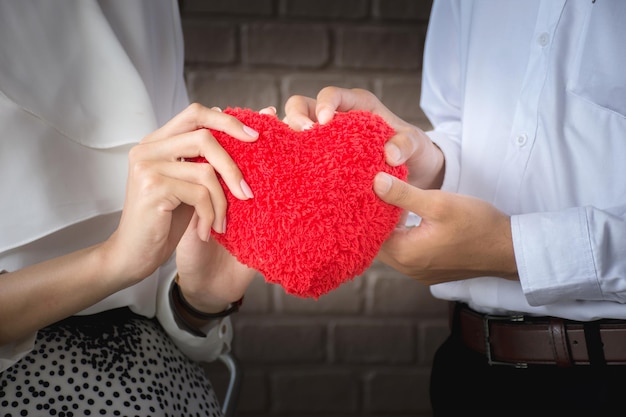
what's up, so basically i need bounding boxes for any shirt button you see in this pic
[537,32,550,47]
[516,134,528,147]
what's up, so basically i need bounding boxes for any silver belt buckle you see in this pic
[483,313,528,368]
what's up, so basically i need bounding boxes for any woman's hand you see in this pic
[0,104,269,343]
[174,106,277,313]
[283,86,445,190]
[101,103,261,287]
[175,229,256,314]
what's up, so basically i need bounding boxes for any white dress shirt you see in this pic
[423,0,626,320]
[0,0,231,372]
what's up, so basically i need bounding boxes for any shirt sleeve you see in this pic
[155,256,233,363]
[0,333,36,373]
[513,205,626,306]
[420,0,463,193]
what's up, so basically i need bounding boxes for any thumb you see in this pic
[373,172,422,212]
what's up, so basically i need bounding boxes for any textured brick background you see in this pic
[179,1,449,416]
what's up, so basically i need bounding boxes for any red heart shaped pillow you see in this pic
[194,108,407,298]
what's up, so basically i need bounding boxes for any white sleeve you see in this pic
[155,257,233,363]
[420,0,463,193]
[513,205,626,306]
[0,333,36,373]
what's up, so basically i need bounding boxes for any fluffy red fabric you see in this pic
[192,108,408,298]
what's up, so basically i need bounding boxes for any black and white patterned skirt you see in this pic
[0,308,223,417]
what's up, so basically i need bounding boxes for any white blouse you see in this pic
[0,0,231,372]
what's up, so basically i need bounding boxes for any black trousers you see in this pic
[430,311,626,417]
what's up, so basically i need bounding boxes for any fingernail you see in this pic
[373,172,393,195]
[240,179,254,199]
[213,217,226,235]
[302,121,314,131]
[243,125,259,139]
[211,106,223,112]
[259,106,277,116]
[385,143,402,165]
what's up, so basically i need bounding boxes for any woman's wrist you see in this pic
[169,275,243,337]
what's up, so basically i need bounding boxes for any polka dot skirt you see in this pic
[0,308,223,417]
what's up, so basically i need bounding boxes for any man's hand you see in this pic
[284,86,445,189]
[373,172,519,285]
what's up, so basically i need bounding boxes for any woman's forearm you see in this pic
[0,243,127,344]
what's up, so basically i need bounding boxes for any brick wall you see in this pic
[179,1,450,416]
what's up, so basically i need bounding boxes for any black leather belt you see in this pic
[454,302,626,367]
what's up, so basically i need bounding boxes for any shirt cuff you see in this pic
[512,207,602,306]
[156,272,232,362]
